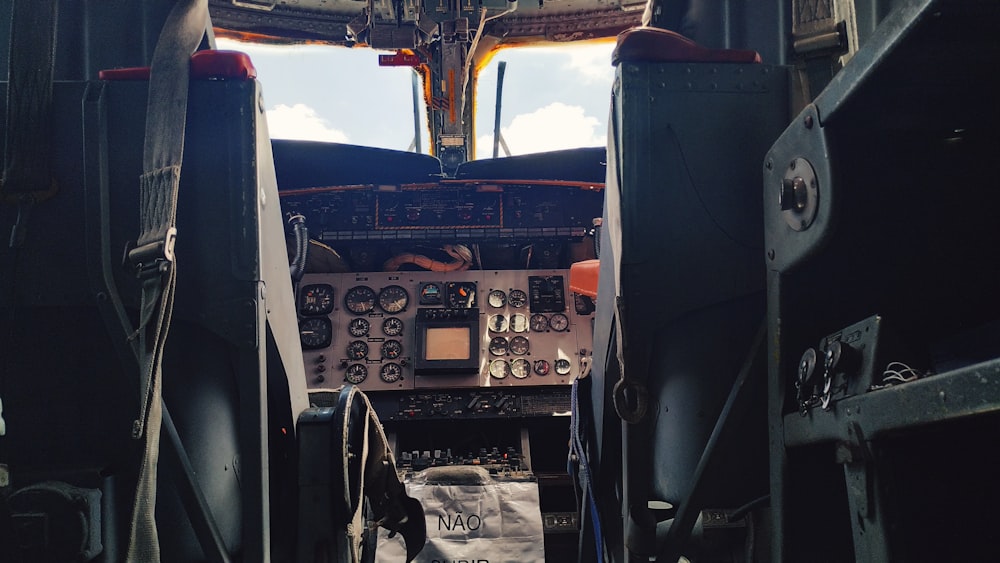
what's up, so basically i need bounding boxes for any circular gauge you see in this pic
[489,359,511,379]
[299,317,332,350]
[344,286,376,315]
[548,313,569,332]
[510,313,528,333]
[533,360,551,376]
[345,363,367,384]
[419,282,442,305]
[488,314,509,333]
[346,340,369,360]
[511,358,531,379]
[348,317,370,338]
[299,284,335,316]
[489,337,509,356]
[446,282,477,308]
[509,336,530,355]
[381,339,403,360]
[380,363,402,383]
[508,289,527,309]
[554,358,572,376]
[530,314,549,332]
[382,317,404,337]
[378,285,409,314]
[487,289,506,308]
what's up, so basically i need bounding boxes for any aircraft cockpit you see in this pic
[3,1,1000,562]
[276,140,606,559]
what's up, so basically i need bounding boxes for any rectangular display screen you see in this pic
[424,327,471,360]
[414,307,480,374]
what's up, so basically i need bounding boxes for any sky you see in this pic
[215,38,616,160]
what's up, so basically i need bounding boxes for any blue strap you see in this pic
[570,377,604,561]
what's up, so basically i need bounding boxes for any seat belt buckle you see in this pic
[126,227,177,278]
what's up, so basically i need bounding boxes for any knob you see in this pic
[797,347,818,387]
[780,177,809,211]
[796,347,818,414]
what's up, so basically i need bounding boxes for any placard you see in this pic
[376,471,544,563]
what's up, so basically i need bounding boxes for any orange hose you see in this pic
[382,244,473,272]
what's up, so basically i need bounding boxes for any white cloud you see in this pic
[265,103,349,143]
[476,102,604,159]
[563,43,616,83]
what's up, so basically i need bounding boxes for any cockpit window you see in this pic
[216,38,430,152]
[473,43,616,159]
[216,38,614,161]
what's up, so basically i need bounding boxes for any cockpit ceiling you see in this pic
[208,0,644,45]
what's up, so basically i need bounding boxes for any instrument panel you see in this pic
[296,269,594,392]
[279,184,602,243]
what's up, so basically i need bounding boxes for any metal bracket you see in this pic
[838,421,891,560]
[127,227,177,278]
[837,422,872,518]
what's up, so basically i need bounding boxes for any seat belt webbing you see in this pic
[125,1,208,561]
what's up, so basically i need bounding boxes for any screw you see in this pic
[804,114,814,129]
[767,249,775,260]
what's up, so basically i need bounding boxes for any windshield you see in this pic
[216,38,615,160]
